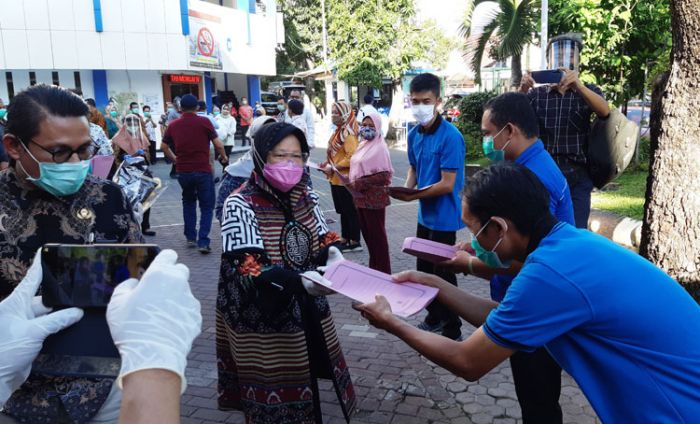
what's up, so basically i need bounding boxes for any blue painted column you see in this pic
[204,72,213,113]
[92,70,109,109]
[179,0,190,35]
[247,75,261,105]
[92,0,103,32]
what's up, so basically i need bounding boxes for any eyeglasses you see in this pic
[270,151,309,162]
[21,138,96,163]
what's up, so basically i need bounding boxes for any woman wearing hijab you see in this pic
[348,112,394,273]
[111,113,156,236]
[216,122,356,423]
[215,116,276,223]
[321,101,362,252]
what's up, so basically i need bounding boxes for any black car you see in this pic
[261,91,280,116]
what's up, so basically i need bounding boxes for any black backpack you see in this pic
[587,109,638,189]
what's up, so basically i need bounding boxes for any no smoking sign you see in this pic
[197,27,215,57]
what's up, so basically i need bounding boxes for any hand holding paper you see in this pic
[352,295,396,332]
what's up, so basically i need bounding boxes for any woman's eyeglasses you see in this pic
[270,151,309,162]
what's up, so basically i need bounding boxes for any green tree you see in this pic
[459,0,539,87]
[549,0,672,106]
[275,0,324,77]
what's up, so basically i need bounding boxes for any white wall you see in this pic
[0,0,277,75]
[107,70,164,114]
[212,72,248,98]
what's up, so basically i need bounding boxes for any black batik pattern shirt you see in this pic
[527,84,605,167]
[0,168,143,299]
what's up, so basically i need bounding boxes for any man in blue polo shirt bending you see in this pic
[356,162,700,423]
[444,92,574,422]
[390,73,466,340]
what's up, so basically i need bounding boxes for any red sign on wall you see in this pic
[170,75,201,84]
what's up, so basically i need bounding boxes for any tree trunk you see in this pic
[639,0,700,300]
[510,52,523,89]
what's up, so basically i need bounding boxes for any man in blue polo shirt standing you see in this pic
[444,92,574,423]
[356,163,700,423]
[390,73,466,340]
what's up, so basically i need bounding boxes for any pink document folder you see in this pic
[402,237,458,264]
[318,260,439,318]
[91,155,114,178]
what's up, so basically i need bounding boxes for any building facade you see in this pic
[0,0,282,114]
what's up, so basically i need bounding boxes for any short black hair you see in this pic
[483,92,539,139]
[142,105,151,111]
[409,73,441,98]
[363,94,374,105]
[464,162,551,235]
[6,84,89,144]
[129,102,139,109]
[197,100,207,111]
[85,98,96,107]
[288,99,304,115]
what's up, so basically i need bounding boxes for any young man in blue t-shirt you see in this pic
[444,92,574,423]
[356,163,700,423]
[390,73,465,340]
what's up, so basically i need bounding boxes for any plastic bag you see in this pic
[112,156,165,223]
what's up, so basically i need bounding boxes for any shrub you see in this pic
[453,91,497,162]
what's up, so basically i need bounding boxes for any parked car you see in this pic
[260,91,280,116]
[625,101,651,137]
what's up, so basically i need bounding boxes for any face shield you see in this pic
[547,33,583,72]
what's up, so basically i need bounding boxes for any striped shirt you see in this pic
[527,84,605,167]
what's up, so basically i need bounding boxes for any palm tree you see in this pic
[459,0,538,88]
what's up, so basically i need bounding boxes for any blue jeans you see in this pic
[178,172,215,248]
[562,165,593,229]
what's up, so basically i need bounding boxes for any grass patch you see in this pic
[591,169,648,220]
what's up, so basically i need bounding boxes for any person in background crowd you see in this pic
[287,89,316,149]
[198,100,222,181]
[442,92,575,423]
[390,73,465,341]
[129,102,141,116]
[321,101,362,252]
[216,122,356,423]
[142,105,158,164]
[238,97,254,146]
[0,249,202,424]
[104,102,122,138]
[287,99,307,137]
[255,105,266,117]
[161,100,181,179]
[215,116,276,223]
[358,93,379,122]
[348,112,393,273]
[213,105,221,117]
[161,94,228,254]
[519,33,609,229]
[0,99,8,170]
[275,97,287,122]
[112,113,156,237]
[85,98,108,133]
[216,104,237,171]
[355,162,700,424]
[0,84,142,423]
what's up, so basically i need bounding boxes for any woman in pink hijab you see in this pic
[348,112,394,273]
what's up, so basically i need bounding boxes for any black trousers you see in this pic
[330,185,360,243]
[509,347,563,424]
[142,208,151,231]
[416,223,461,336]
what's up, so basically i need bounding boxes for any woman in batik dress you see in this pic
[216,122,356,423]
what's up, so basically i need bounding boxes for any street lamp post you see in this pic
[541,0,548,69]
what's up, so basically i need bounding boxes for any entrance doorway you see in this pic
[162,74,202,111]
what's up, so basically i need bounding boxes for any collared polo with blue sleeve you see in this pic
[407,115,465,232]
[483,223,700,422]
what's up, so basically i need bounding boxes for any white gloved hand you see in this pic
[300,271,336,296]
[0,250,84,408]
[107,249,202,394]
[317,246,345,274]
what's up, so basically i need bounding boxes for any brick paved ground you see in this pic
[146,134,599,423]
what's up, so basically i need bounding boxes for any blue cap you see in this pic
[180,94,198,109]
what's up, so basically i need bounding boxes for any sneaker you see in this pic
[187,240,197,248]
[441,329,464,341]
[341,242,363,253]
[417,320,445,334]
[142,229,156,237]
[199,245,212,254]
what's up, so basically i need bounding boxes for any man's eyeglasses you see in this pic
[21,138,96,163]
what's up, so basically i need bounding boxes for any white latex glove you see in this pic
[0,250,84,408]
[107,249,202,394]
[300,271,336,296]
[317,246,344,274]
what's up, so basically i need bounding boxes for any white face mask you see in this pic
[412,104,435,125]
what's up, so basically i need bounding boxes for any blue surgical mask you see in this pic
[19,142,91,197]
[470,218,511,269]
[482,125,511,162]
[359,126,377,140]
[0,109,7,119]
